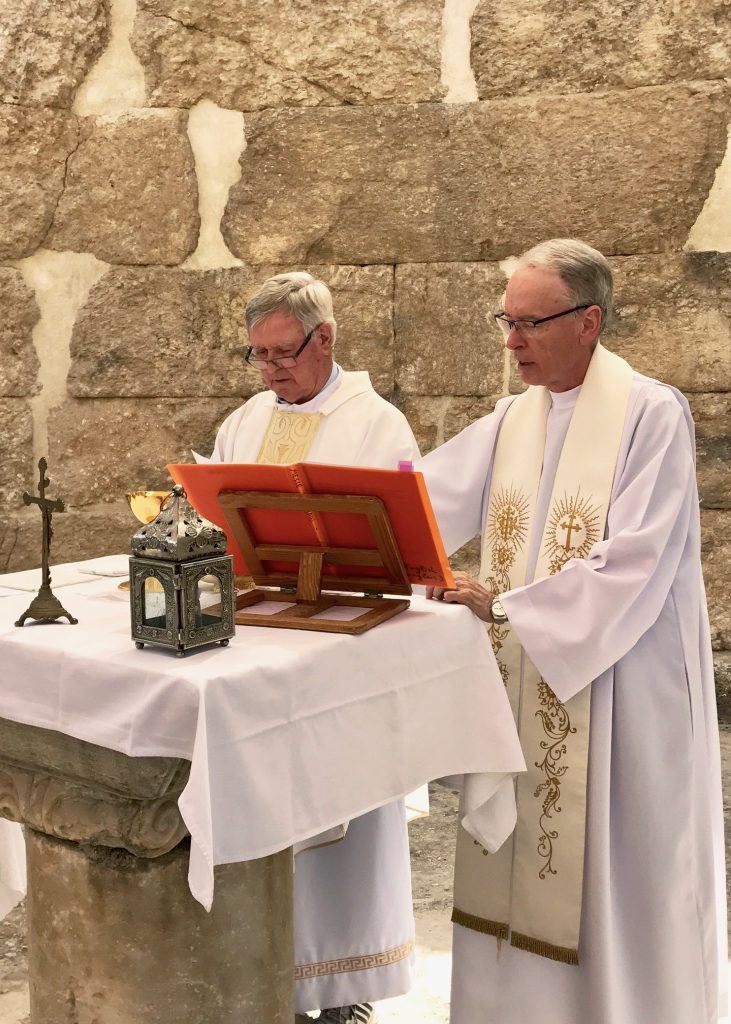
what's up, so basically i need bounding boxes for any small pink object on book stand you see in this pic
[398,461,414,472]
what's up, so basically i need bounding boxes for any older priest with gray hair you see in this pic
[208,272,420,1024]
[421,239,726,1024]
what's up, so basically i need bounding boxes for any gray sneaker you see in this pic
[319,1005,375,1024]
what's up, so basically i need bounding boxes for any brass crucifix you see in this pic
[15,458,78,627]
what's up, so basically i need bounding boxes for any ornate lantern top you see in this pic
[131,485,228,562]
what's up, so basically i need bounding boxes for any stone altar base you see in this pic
[26,830,293,1024]
[0,719,294,1024]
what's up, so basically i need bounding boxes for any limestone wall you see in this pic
[1,1,729,712]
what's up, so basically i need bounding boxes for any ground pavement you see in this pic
[1,731,729,1024]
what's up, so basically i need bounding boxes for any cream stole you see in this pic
[256,409,323,465]
[452,344,633,964]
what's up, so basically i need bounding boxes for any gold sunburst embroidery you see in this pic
[483,487,530,681]
[543,490,601,576]
[486,486,530,555]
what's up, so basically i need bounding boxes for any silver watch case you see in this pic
[491,597,508,625]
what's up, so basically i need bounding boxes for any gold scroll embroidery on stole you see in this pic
[534,490,600,879]
[256,410,323,465]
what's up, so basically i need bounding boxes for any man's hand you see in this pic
[425,572,495,622]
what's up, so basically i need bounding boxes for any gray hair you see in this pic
[516,239,613,334]
[244,272,337,343]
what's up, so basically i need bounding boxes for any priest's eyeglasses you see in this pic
[494,305,592,339]
[245,325,319,370]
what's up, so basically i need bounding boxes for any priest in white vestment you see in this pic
[420,239,727,1024]
[208,272,421,1024]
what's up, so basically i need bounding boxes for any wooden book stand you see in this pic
[218,491,412,635]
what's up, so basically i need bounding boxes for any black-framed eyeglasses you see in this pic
[493,305,592,339]
[245,325,320,370]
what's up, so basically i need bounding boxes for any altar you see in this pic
[0,557,525,1023]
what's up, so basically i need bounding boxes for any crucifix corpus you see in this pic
[15,458,78,627]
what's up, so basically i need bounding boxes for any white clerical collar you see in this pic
[274,363,342,412]
[549,383,582,409]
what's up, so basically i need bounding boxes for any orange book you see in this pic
[168,461,455,589]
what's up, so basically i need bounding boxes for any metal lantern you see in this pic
[129,485,235,656]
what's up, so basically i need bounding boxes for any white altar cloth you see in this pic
[0,562,525,909]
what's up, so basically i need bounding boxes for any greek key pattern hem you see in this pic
[294,939,414,979]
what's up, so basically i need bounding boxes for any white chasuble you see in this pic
[209,369,424,1014]
[453,344,633,963]
[418,360,726,1024]
[211,369,419,470]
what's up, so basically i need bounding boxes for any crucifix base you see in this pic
[15,584,78,627]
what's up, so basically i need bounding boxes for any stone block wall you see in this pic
[0,0,729,713]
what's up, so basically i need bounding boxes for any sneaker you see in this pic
[319,1005,375,1024]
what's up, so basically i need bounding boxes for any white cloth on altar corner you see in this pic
[433,772,519,857]
[0,581,524,917]
[459,774,518,855]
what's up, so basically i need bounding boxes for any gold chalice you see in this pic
[120,490,172,589]
[126,490,171,525]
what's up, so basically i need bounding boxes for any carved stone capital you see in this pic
[0,719,190,857]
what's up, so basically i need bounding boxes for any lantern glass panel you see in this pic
[143,577,166,628]
[197,576,223,627]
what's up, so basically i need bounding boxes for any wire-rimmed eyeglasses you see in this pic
[245,325,320,370]
[493,305,592,339]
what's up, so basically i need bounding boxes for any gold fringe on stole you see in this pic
[453,911,580,964]
[510,931,579,966]
[452,908,509,940]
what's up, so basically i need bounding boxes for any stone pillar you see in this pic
[26,831,293,1024]
[0,719,294,1024]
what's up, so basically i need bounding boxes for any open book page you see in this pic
[168,461,454,588]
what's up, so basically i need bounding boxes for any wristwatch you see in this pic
[490,596,509,625]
